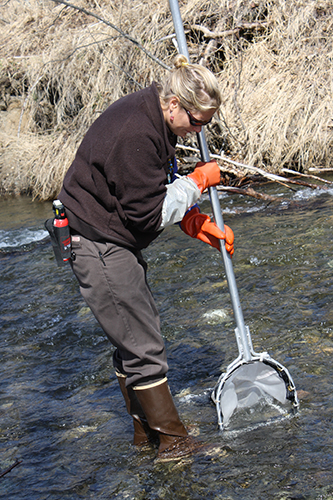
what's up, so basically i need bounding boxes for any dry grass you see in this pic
[0,0,332,200]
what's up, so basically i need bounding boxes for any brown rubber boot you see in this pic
[134,378,201,460]
[116,373,158,446]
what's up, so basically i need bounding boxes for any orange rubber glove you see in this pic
[181,207,234,255]
[187,161,221,193]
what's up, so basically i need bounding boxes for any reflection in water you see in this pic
[0,183,333,499]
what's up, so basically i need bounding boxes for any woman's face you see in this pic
[164,97,216,138]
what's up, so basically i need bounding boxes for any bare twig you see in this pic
[199,18,225,67]
[193,22,268,39]
[309,167,333,173]
[0,459,22,479]
[282,168,333,184]
[217,185,278,201]
[49,0,171,71]
[154,31,190,44]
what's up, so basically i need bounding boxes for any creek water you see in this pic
[0,179,333,500]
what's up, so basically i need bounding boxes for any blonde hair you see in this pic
[159,54,221,113]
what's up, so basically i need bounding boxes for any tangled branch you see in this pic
[50,0,171,71]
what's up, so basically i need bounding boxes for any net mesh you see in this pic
[214,360,289,426]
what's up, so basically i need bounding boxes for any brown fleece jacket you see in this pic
[59,83,177,250]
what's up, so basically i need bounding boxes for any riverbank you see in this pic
[1,0,333,200]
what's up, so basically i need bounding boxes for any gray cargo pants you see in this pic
[70,234,168,387]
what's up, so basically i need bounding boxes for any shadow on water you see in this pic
[0,183,333,499]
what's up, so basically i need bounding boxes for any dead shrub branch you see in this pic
[49,0,171,71]
[177,143,332,197]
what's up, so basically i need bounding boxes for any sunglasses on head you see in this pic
[184,108,213,127]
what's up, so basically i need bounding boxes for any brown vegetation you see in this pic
[0,0,333,200]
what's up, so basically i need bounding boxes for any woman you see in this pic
[58,54,234,460]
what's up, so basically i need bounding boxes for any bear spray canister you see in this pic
[52,200,71,262]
